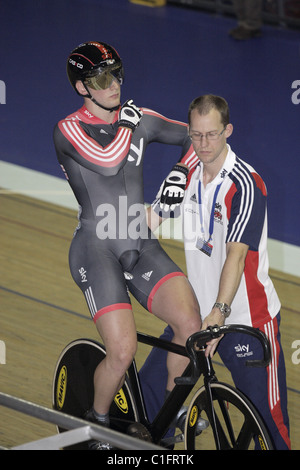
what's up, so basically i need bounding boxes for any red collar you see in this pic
[76,105,119,125]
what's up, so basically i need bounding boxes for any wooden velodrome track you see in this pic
[0,191,299,450]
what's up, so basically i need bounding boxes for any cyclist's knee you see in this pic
[171,310,201,342]
[107,341,137,375]
[95,307,137,374]
[176,292,202,333]
[187,314,202,335]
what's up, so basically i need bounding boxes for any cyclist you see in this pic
[146,94,291,450]
[53,41,202,448]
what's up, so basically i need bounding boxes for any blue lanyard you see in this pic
[198,181,222,242]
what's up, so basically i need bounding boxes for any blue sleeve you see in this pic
[226,168,267,251]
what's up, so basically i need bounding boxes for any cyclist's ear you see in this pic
[75,81,89,96]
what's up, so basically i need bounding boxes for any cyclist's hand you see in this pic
[159,164,189,211]
[118,99,143,132]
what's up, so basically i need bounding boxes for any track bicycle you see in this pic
[52,324,274,450]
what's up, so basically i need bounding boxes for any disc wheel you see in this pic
[53,339,138,449]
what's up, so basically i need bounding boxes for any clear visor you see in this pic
[84,64,124,90]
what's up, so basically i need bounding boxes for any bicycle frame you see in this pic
[121,332,196,443]
[110,324,271,446]
[115,331,217,444]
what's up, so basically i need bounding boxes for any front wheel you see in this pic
[184,382,273,450]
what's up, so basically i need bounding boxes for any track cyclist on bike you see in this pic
[53,41,203,449]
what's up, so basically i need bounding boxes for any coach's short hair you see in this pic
[188,94,230,127]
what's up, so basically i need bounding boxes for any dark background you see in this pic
[0,0,299,246]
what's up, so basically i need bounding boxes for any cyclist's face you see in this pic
[88,77,121,109]
[189,109,233,166]
[76,77,121,110]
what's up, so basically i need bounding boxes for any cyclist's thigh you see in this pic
[126,238,185,313]
[69,231,132,322]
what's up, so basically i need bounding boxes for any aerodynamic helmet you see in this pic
[67,41,124,95]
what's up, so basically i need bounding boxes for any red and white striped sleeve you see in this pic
[180,144,199,170]
[58,119,132,171]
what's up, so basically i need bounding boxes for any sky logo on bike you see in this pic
[56,365,67,410]
[114,389,128,414]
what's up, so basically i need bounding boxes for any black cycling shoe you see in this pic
[84,409,115,450]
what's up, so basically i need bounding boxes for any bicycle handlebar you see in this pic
[175,324,272,385]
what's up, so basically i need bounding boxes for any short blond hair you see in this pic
[188,94,230,127]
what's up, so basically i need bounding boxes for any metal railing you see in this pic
[0,392,162,450]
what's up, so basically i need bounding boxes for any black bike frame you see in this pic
[111,325,271,445]
[125,332,208,443]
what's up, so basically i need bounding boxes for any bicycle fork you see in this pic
[203,376,222,449]
[199,351,223,450]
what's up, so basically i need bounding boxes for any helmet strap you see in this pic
[90,96,120,112]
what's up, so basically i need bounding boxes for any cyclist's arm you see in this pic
[142,108,199,170]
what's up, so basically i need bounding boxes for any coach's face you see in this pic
[189,108,233,168]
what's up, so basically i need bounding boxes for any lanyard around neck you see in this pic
[197,181,222,241]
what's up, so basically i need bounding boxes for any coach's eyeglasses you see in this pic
[189,126,227,142]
